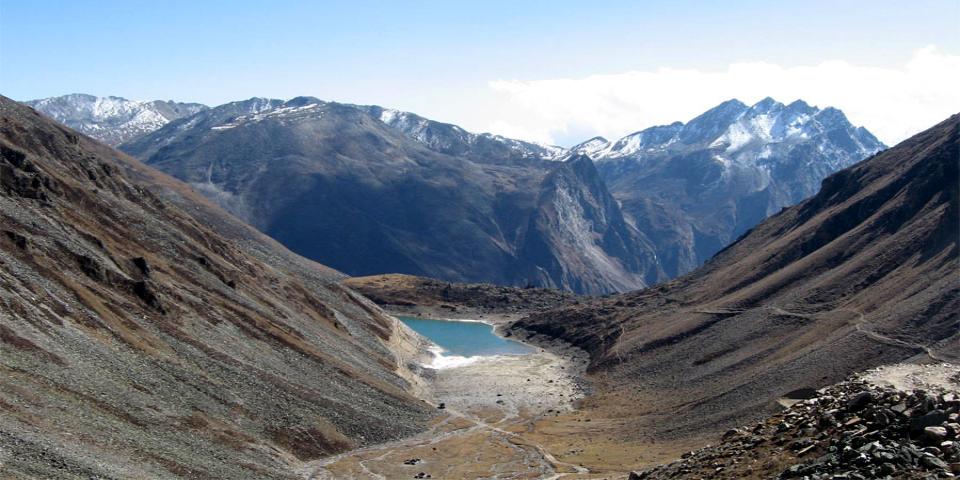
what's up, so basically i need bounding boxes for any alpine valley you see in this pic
[6,3,958,479]
[9,91,957,479]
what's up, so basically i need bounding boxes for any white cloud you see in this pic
[485,46,960,146]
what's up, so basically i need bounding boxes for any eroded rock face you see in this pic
[517,155,664,293]
[1,95,432,479]
[1,143,58,200]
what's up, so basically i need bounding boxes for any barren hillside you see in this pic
[0,96,432,479]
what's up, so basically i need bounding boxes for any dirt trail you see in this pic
[839,307,951,362]
[743,305,948,362]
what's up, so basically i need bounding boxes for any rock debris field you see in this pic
[630,363,960,480]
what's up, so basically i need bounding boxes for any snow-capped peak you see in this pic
[581,98,883,174]
[749,96,780,114]
[571,136,611,157]
[26,93,207,145]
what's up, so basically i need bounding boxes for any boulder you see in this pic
[924,426,948,445]
[847,391,874,412]
[910,410,948,433]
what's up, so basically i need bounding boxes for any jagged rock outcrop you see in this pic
[517,155,664,292]
[0,96,432,479]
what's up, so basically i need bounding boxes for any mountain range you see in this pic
[27,94,884,293]
[115,97,662,294]
[25,94,207,145]
[582,98,885,277]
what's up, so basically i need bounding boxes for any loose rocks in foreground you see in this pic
[630,364,960,479]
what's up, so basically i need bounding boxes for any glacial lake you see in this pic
[397,316,533,366]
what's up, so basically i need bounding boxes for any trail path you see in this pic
[698,305,948,362]
[840,307,950,362]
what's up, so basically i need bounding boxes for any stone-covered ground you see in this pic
[630,364,960,479]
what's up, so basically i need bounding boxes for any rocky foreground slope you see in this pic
[0,96,432,479]
[630,364,960,479]
[512,114,958,444]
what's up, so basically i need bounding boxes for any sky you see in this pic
[1,0,958,146]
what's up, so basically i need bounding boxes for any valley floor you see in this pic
[303,312,689,479]
[301,292,960,479]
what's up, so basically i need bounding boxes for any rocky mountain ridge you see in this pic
[25,93,207,145]
[581,97,886,278]
[364,105,567,162]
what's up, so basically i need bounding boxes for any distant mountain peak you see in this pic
[814,106,851,126]
[749,96,781,112]
[285,96,324,107]
[572,97,885,164]
[717,98,749,110]
[785,99,813,111]
[581,135,609,144]
[679,99,750,144]
[586,97,885,280]
[25,93,207,145]
[365,104,567,161]
[570,97,865,163]
[570,136,611,157]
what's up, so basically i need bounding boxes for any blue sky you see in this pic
[2,0,958,145]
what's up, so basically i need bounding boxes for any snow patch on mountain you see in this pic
[371,106,568,160]
[571,137,610,157]
[211,101,323,131]
[379,108,401,125]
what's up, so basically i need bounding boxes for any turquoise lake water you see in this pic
[397,316,533,357]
